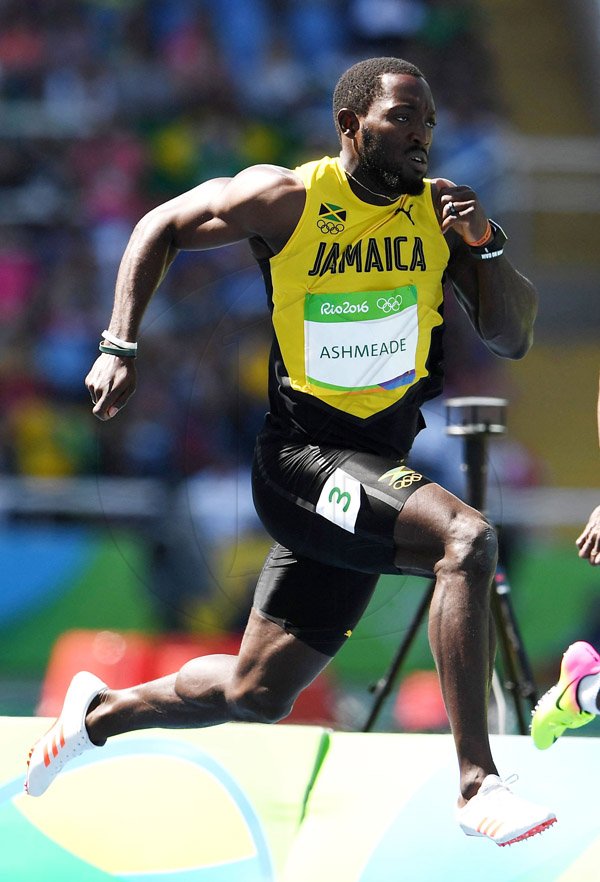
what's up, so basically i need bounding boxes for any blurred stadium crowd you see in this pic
[0,0,507,482]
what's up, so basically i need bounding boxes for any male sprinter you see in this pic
[26,57,556,846]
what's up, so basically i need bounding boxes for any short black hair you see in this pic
[333,57,425,133]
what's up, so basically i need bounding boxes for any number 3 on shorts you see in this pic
[315,468,362,534]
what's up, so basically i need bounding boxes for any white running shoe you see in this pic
[25,671,107,797]
[457,774,557,846]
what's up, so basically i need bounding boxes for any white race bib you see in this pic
[304,286,418,392]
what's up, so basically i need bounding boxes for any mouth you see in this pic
[406,150,428,172]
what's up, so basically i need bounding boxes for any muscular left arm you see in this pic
[447,240,538,359]
[433,179,538,359]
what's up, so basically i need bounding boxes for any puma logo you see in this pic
[395,203,415,225]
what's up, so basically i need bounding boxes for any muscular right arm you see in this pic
[86,166,304,419]
[104,178,230,342]
[107,167,302,341]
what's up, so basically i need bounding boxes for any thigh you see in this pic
[252,432,432,575]
[253,544,379,656]
[392,481,488,572]
[233,607,335,704]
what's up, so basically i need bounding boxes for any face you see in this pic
[356,73,436,195]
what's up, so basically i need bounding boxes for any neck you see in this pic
[340,159,403,205]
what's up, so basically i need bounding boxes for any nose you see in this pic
[410,121,430,147]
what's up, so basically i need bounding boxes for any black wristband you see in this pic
[468,219,508,260]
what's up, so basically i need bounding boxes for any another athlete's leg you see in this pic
[531,641,600,749]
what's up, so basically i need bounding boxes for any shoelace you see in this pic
[482,773,518,797]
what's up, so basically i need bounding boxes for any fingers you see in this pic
[92,399,118,421]
[85,355,136,421]
[440,185,474,204]
[439,191,477,233]
[438,184,488,239]
[441,193,474,217]
[90,389,115,421]
[91,384,133,420]
[86,370,111,419]
[579,542,600,565]
[578,536,600,565]
[576,519,600,566]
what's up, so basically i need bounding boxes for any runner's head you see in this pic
[334,58,435,197]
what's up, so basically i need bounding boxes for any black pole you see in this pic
[462,434,487,512]
[362,579,435,732]
[493,567,538,714]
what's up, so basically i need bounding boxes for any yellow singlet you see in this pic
[259,155,451,456]
[270,155,448,417]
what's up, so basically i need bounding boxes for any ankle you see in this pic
[576,673,600,714]
[85,690,110,746]
[459,767,496,804]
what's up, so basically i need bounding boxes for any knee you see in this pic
[442,512,498,582]
[228,684,293,724]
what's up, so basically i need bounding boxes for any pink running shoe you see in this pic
[531,641,600,750]
[25,671,106,797]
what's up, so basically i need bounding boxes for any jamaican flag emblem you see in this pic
[317,202,346,234]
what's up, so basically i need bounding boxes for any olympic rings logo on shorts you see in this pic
[376,294,403,313]
[317,219,345,235]
[392,471,422,489]
[378,465,423,490]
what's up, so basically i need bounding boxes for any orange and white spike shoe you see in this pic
[25,671,106,797]
[457,774,557,846]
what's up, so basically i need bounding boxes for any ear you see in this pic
[337,108,359,140]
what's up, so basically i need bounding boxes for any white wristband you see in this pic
[101,330,138,351]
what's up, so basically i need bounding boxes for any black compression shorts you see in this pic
[251,430,432,655]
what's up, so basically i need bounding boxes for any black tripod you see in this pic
[362,396,538,735]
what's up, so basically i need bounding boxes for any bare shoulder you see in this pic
[222,164,306,248]
[226,164,303,201]
[140,164,306,254]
